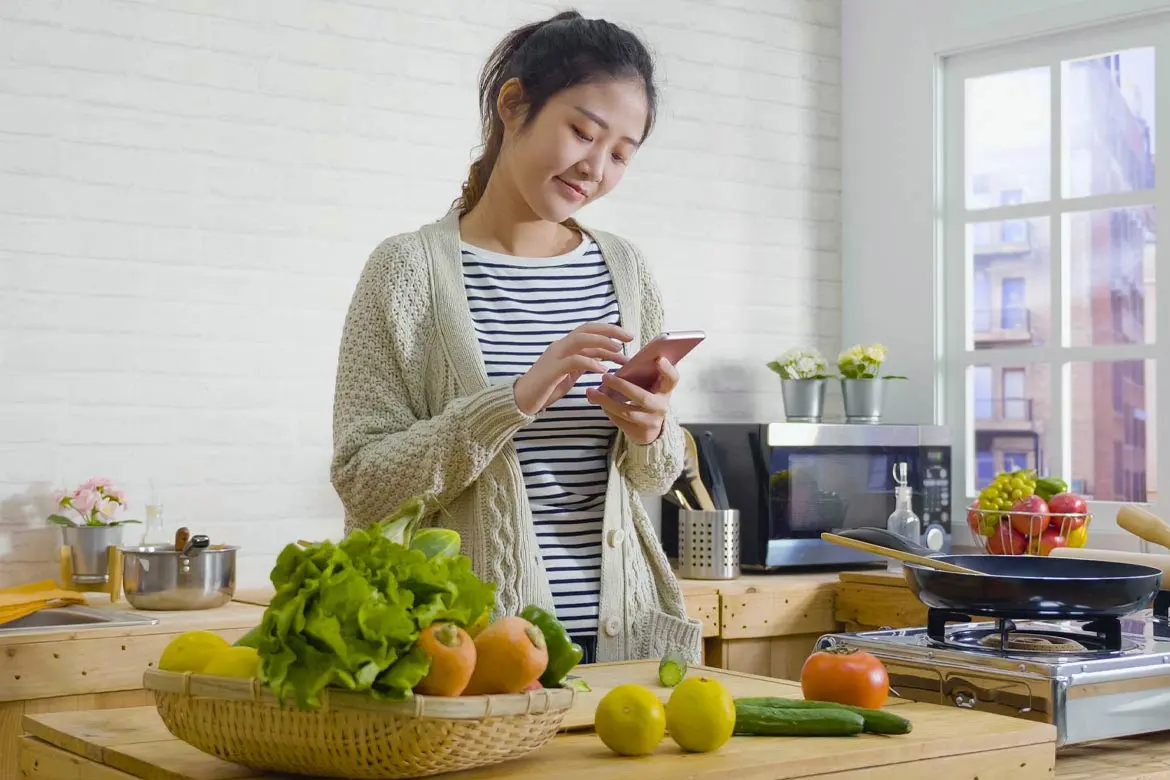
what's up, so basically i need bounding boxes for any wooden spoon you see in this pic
[820,532,984,575]
[681,429,716,511]
[1117,505,1170,551]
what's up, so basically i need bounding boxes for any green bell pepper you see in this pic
[520,605,585,688]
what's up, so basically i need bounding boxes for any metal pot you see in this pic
[119,535,238,610]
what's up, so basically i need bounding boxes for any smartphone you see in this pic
[601,330,706,400]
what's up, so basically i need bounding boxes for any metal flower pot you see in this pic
[841,378,884,423]
[781,378,826,422]
[61,524,124,584]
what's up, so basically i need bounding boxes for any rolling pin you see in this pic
[1049,547,1170,581]
[1117,505,1170,551]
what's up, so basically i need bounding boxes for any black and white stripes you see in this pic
[462,236,619,636]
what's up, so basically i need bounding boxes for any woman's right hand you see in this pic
[513,323,632,416]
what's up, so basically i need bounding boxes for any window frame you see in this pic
[941,15,1168,548]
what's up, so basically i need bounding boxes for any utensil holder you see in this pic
[677,509,740,580]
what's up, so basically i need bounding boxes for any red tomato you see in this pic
[1008,495,1049,538]
[1034,528,1068,556]
[1048,493,1088,531]
[987,523,1027,555]
[800,649,889,710]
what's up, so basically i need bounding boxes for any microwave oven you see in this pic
[659,423,953,570]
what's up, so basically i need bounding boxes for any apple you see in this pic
[966,500,982,534]
[1008,495,1050,538]
[987,522,1027,555]
[1035,528,1069,556]
[1048,493,1088,532]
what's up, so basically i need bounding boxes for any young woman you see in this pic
[330,10,701,663]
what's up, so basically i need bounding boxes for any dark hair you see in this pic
[455,10,657,215]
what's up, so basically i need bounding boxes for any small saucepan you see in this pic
[119,527,238,610]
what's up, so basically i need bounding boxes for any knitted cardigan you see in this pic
[330,211,703,662]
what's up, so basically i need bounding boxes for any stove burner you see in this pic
[976,633,1087,652]
[926,609,1125,653]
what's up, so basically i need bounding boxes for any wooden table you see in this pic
[18,661,1061,779]
[0,598,264,780]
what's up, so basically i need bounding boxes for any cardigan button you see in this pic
[604,618,621,637]
[607,529,625,548]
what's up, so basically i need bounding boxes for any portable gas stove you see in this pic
[816,591,1170,746]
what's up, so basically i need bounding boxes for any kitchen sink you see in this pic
[0,605,160,635]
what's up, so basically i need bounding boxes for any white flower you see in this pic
[769,346,827,379]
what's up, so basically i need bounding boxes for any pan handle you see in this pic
[831,527,940,558]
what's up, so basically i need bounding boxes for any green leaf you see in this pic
[409,528,461,560]
[46,514,77,527]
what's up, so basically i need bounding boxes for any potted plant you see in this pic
[767,347,832,422]
[837,343,904,423]
[48,478,140,584]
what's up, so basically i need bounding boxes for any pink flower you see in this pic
[53,490,70,508]
[83,476,113,490]
[71,486,99,516]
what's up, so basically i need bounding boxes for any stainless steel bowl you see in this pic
[119,535,238,610]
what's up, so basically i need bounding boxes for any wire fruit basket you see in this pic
[967,506,1092,556]
[142,668,576,779]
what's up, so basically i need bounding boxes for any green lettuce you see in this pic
[251,500,494,709]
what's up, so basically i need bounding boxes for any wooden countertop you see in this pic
[18,661,1059,780]
[0,600,264,703]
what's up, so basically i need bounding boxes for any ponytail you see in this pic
[454,9,657,215]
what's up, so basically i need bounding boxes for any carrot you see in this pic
[463,616,549,695]
[414,622,476,697]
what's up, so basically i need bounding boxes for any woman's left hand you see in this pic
[585,357,678,445]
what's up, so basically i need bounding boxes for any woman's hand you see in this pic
[585,356,679,445]
[513,323,632,416]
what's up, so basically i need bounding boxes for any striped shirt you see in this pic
[461,235,619,637]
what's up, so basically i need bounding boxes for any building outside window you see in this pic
[944,22,1158,518]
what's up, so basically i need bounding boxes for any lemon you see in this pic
[158,630,230,673]
[202,646,261,679]
[594,684,666,756]
[665,676,735,753]
[1068,524,1088,549]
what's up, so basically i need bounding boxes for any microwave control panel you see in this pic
[919,447,952,532]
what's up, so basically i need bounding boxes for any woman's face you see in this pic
[498,77,649,223]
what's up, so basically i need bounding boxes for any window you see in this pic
[1001,278,1028,329]
[1002,368,1028,420]
[945,20,1161,536]
[1004,452,1030,472]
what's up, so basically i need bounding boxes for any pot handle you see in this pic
[181,535,211,556]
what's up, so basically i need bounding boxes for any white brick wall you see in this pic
[0,0,840,588]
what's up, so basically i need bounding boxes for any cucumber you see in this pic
[658,649,687,687]
[735,697,912,735]
[733,705,864,737]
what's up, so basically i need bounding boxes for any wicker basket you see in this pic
[142,669,576,779]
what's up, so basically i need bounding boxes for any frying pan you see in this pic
[830,528,1164,619]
